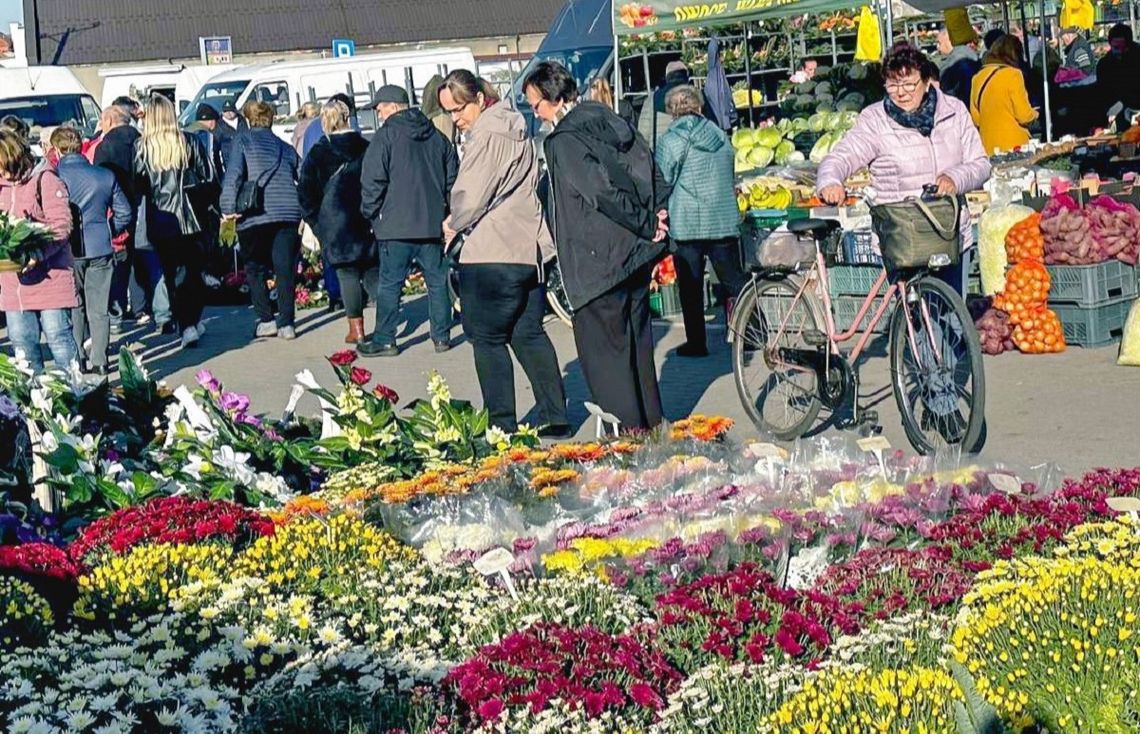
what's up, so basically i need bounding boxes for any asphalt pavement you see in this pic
[80,292,1140,475]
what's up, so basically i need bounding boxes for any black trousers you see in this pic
[243,223,301,328]
[572,267,662,431]
[336,264,379,319]
[459,263,567,432]
[153,234,205,330]
[673,238,746,350]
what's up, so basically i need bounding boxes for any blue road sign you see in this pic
[333,39,356,58]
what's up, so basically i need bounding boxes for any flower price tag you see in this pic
[857,436,891,478]
[474,547,518,600]
[280,384,305,426]
[1107,497,1140,523]
[990,473,1022,495]
[749,442,787,484]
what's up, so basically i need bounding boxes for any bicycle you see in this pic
[447,259,574,327]
[729,214,986,456]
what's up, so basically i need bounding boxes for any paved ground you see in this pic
[87,292,1140,475]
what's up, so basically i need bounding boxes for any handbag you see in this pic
[235,145,283,217]
[445,183,524,266]
[870,194,961,270]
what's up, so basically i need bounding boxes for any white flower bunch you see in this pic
[651,660,804,734]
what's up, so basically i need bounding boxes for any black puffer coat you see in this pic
[298,131,375,268]
[132,131,216,240]
[543,101,669,309]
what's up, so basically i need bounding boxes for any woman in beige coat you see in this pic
[440,69,568,437]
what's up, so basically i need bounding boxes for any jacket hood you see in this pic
[471,103,527,142]
[384,108,438,141]
[325,130,370,158]
[422,75,446,118]
[670,115,725,153]
[941,45,979,70]
[555,101,636,153]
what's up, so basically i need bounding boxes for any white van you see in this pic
[99,64,236,113]
[178,47,475,140]
[0,66,101,138]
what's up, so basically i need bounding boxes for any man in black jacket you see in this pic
[93,105,145,332]
[1099,24,1140,129]
[526,61,670,432]
[214,99,248,173]
[358,85,459,357]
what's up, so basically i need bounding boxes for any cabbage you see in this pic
[775,139,796,160]
[809,132,834,164]
[754,126,782,149]
[731,128,756,149]
[746,146,775,168]
[776,118,792,134]
[785,151,806,163]
[795,80,816,95]
[808,113,828,132]
[837,110,859,128]
[813,81,832,97]
[791,117,810,133]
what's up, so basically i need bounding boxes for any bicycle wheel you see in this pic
[731,275,823,440]
[889,276,986,455]
[544,263,574,327]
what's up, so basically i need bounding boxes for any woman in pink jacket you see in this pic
[818,43,991,260]
[0,130,79,372]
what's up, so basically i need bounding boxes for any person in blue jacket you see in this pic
[50,127,133,375]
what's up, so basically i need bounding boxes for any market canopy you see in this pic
[614,0,864,35]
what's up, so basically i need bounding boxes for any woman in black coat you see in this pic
[524,61,670,432]
[220,101,303,340]
[297,100,376,344]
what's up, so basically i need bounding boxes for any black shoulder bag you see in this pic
[235,143,284,217]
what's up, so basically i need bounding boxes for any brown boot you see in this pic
[345,318,365,344]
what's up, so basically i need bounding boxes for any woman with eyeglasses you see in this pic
[817,43,990,266]
[438,69,569,437]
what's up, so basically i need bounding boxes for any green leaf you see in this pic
[42,443,82,474]
[98,479,131,509]
[950,660,1006,734]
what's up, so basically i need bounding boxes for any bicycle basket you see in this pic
[870,195,961,270]
[740,212,816,269]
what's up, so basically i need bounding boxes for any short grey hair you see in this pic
[665,85,703,118]
[101,105,131,128]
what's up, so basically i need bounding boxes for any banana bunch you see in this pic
[739,183,793,212]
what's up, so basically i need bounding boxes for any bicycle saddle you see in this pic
[787,218,841,236]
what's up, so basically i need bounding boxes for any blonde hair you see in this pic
[590,78,615,109]
[298,102,320,121]
[320,100,351,134]
[49,126,83,155]
[140,95,189,172]
[244,101,275,129]
[666,85,703,117]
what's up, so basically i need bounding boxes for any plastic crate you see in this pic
[1047,261,1138,307]
[832,294,894,334]
[651,283,683,318]
[1052,297,1133,348]
[826,265,888,297]
[839,228,883,265]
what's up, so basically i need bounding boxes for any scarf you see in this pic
[884,87,938,137]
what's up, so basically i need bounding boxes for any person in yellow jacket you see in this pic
[970,35,1039,154]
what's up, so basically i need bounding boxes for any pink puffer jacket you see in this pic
[0,167,77,312]
[816,90,991,248]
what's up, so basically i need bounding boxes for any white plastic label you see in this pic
[1107,497,1140,521]
[474,547,518,600]
[990,473,1022,495]
[857,436,891,452]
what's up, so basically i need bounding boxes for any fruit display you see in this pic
[736,181,794,212]
[1003,211,1044,263]
[732,111,857,173]
[994,260,1051,325]
[1011,305,1066,353]
[617,3,657,29]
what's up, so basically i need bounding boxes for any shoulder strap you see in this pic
[973,68,1002,112]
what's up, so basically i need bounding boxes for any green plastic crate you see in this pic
[1052,297,1133,347]
[1047,261,1138,307]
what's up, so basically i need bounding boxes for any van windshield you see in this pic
[0,94,102,137]
[178,79,250,125]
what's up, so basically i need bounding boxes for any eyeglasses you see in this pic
[885,80,922,94]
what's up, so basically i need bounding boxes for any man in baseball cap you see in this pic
[215,98,247,172]
[359,83,458,357]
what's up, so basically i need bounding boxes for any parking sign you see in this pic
[333,39,356,58]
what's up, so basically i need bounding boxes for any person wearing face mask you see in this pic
[525,60,670,433]
[818,43,991,276]
[1097,24,1140,129]
[439,69,569,437]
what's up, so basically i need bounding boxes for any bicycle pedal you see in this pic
[803,329,828,346]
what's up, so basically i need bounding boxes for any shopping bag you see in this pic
[855,6,882,62]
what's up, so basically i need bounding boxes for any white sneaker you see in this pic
[196,321,207,336]
[255,322,278,338]
[278,326,296,340]
[181,325,200,348]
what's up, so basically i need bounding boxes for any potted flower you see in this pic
[0,211,56,272]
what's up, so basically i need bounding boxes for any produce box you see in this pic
[1047,261,1138,307]
[832,294,894,335]
[1052,296,1133,347]
[827,264,887,296]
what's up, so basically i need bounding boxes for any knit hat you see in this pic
[944,8,979,46]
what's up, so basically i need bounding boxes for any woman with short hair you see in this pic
[220,100,304,340]
[291,102,321,155]
[133,94,216,348]
[298,100,375,344]
[0,129,79,371]
[440,69,569,436]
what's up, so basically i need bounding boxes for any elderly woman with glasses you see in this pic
[817,42,990,258]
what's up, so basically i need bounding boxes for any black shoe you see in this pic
[326,299,343,314]
[94,365,111,377]
[434,340,452,353]
[359,341,399,357]
[159,321,177,336]
[676,342,709,358]
[538,423,573,439]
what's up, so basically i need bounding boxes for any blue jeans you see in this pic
[134,249,171,325]
[372,239,451,346]
[6,309,78,373]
